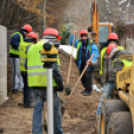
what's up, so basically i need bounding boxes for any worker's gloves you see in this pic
[57,83,64,91]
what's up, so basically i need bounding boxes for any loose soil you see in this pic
[0,49,101,134]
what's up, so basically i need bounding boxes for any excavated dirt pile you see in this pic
[0,49,101,134]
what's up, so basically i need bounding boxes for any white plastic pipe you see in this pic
[47,68,54,134]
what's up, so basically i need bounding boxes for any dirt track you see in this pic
[0,50,101,134]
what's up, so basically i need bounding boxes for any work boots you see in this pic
[81,89,92,96]
[81,89,86,94]
[24,103,33,108]
[12,89,22,94]
[18,102,33,108]
[83,91,92,96]
[95,115,101,134]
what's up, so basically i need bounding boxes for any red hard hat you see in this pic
[107,43,117,56]
[80,29,88,35]
[43,28,62,40]
[108,33,119,40]
[22,24,32,33]
[27,32,37,41]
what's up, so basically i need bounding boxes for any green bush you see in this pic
[59,24,70,45]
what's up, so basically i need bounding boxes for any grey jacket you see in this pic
[91,52,114,83]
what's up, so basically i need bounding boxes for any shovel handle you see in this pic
[62,54,94,108]
[66,34,76,84]
[43,103,46,120]
[68,53,94,99]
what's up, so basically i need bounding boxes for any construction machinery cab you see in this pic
[88,22,114,51]
[99,22,114,50]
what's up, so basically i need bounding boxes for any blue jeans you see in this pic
[9,57,24,90]
[32,89,64,134]
[96,82,114,115]
[21,74,32,104]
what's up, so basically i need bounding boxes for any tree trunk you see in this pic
[0,0,8,25]
[7,1,17,28]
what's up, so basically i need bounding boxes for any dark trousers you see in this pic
[80,64,93,92]
[22,74,32,104]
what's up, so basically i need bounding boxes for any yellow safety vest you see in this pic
[100,46,124,75]
[9,32,24,55]
[27,40,60,87]
[119,58,132,70]
[19,41,33,72]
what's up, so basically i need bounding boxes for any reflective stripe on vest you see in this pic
[27,40,60,87]
[75,40,93,60]
[19,42,33,72]
[20,62,25,65]
[20,57,26,60]
[28,65,43,69]
[28,72,47,76]
[27,65,46,76]
[9,32,24,55]
[100,46,124,75]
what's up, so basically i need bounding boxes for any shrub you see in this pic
[59,24,70,45]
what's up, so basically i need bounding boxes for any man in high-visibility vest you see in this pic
[9,24,32,93]
[19,32,37,108]
[26,28,64,134]
[87,33,126,133]
[87,33,124,116]
[110,46,132,92]
[69,30,99,96]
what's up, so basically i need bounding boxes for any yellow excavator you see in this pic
[88,0,114,50]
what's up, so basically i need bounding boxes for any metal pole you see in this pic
[47,68,54,134]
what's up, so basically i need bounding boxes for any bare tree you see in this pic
[0,0,43,32]
[98,0,134,23]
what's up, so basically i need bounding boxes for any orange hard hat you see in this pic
[108,33,119,40]
[80,29,88,35]
[43,28,62,40]
[22,24,32,33]
[27,32,37,41]
[107,43,117,56]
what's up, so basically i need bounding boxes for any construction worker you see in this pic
[9,24,32,93]
[26,28,64,134]
[69,30,99,96]
[19,32,37,108]
[109,46,132,92]
[87,40,128,133]
[87,33,124,115]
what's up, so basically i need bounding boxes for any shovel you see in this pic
[43,103,47,133]
[65,33,76,95]
[61,54,94,115]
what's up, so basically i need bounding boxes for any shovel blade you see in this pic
[65,84,71,95]
[61,106,65,116]
[43,120,47,132]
